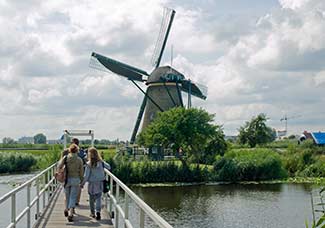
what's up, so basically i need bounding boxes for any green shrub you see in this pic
[299,160,325,177]
[282,144,319,177]
[108,158,209,184]
[263,139,297,149]
[0,153,37,173]
[213,148,286,181]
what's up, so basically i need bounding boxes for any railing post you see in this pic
[124,194,129,227]
[49,168,52,197]
[27,183,31,228]
[36,177,40,220]
[109,177,113,215]
[140,208,145,228]
[116,185,120,228]
[43,173,46,209]
[11,194,16,228]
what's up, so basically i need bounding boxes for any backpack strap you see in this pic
[64,155,68,186]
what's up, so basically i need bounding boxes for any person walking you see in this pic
[71,138,87,206]
[58,143,84,222]
[81,147,111,220]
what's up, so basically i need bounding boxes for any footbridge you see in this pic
[0,163,173,228]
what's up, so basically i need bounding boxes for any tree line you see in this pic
[137,107,277,164]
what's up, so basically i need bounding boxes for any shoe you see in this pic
[64,209,68,217]
[67,215,73,222]
[96,212,101,220]
[67,209,74,222]
[90,213,95,218]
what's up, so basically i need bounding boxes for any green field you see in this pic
[0,145,117,173]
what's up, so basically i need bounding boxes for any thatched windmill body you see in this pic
[90,8,207,143]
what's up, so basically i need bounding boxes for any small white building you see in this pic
[47,139,62,145]
[18,136,34,144]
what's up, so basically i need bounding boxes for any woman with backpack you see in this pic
[80,147,111,220]
[58,143,84,222]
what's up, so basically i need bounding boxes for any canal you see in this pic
[131,183,316,228]
[0,173,319,228]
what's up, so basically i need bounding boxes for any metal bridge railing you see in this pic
[103,168,173,228]
[0,163,60,228]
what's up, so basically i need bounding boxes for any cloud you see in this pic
[0,0,325,140]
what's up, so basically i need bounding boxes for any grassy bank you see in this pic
[0,153,37,173]
[0,145,116,173]
[104,139,325,185]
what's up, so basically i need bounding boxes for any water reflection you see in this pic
[132,183,315,228]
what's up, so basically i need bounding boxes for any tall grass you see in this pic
[213,148,287,181]
[0,153,37,173]
[106,157,209,184]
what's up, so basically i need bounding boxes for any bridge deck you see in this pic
[35,185,113,228]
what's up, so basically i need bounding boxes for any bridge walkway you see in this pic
[35,185,113,228]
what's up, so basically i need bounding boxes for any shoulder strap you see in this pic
[64,155,68,186]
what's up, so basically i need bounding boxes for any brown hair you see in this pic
[88,147,102,167]
[71,138,79,146]
[69,143,79,153]
[60,149,69,159]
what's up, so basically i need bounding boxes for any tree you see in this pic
[137,107,227,164]
[238,113,275,147]
[34,133,47,144]
[2,137,15,144]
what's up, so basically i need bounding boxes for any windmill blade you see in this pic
[180,80,208,100]
[151,8,176,68]
[130,95,147,144]
[90,52,149,82]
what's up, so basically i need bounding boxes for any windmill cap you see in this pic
[147,66,184,84]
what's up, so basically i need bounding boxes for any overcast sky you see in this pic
[1,0,325,141]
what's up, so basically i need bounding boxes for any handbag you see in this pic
[102,161,109,193]
[55,156,67,183]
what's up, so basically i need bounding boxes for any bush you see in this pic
[107,158,209,184]
[282,144,319,177]
[0,153,37,173]
[300,160,325,177]
[213,148,286,181]
[263,139,297,149]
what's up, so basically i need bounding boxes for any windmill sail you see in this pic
[130,9,176,144]
[151,8,175,68]
[180,80,208,100]
[90,52,148,81]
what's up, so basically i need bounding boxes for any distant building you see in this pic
[300,131,325,145]
[277,130,287,138]
[18,136,34,144]
[47,139,62,145]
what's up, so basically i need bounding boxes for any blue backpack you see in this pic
[78,149,87,164]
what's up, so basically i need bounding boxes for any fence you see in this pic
[0,163,59,228]
[103,168,173,228]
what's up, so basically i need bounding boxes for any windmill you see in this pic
[89,8,208,144]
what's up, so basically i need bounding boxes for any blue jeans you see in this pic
[89,193,102,213]
[64,177,80,209]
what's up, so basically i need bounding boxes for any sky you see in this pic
[0,0,325,141]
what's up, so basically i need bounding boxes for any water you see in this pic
[0,174,318,228]
[131,183,316,228]
[0,173,39,228]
